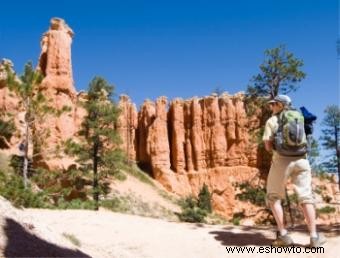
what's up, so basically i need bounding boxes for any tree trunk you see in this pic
[23,100,30,189]
[337,148,340,191]
[93,140,99,210]
[335,125,340,190]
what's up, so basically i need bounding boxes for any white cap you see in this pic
[267,95,291,105]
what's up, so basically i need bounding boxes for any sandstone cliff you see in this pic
[118,93,259,217]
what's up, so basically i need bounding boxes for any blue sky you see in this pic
[0,0,339,155]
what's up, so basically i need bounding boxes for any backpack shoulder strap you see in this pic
[276,111,285,132]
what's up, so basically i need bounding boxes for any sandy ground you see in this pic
[9,208,336,258]
[0,171,339,258]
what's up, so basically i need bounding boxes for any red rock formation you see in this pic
[148,96,171,175]
[0,59,18,112]
[168,98,185,173]
[0,59,22,151]
[33,18,81,169]
[190,97,207,170]
[38,18,76,97]
[137,99,156,172]
[117,95,138,161]
[117,92,260,218]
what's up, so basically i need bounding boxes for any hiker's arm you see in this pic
[263,119,274,153]
[264,140,273,153]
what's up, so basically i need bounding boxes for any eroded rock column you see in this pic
[117,95,138,161]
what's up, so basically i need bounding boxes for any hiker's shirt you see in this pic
[262,115,280,159]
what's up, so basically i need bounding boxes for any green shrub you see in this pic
[178,185,212,223]
[178,206,207,223]
[0,170,50,208]
[100,197,130,213]
[178,196,207,222]
[317,206,336,214]
[198,183,212,213]
[231,212,245,226]
[56,198,95,210]
[235,182,266,206]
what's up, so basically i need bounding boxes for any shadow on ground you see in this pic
[4,218,90,257]
[293,223,340,237]
[210,223,340,247]
[210,228,273,246]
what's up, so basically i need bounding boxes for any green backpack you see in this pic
[274,109,308,156]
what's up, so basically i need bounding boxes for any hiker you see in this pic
[262,94,326,247]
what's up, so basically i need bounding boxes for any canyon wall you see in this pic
[117,94,260,217]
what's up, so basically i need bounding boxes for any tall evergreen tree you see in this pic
[5,62,53,188]
[66,77,122,210]
[320,105,340,188]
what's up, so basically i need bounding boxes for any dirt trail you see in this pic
[21,208,340,258]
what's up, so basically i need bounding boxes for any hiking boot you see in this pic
[272,233,294,246]
[310,233,326,248]
[272,233,293,246]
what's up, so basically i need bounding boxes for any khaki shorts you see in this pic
[266,153,314,205]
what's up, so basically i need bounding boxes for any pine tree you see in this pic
[5,62,53,188]
[246,45,306,100]
[65,76,122,210]
[320,105,340,189]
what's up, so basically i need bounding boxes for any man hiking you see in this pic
[262,94,326,247]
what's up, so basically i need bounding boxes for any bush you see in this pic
[178,185,212,223]
[198,183,212,213]
[317,206,336,214]
[0,170,50,208]
[178,196,207,223]
[56,198,95,210]
[100,197,130,213]
[178,206,207,223]
[235,182,266,206]
[231,212,245,226]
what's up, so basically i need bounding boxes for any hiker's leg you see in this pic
[266,155,290,235]
[291,158,316,237]
[301,203,317,237]
[270,199,286,233]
